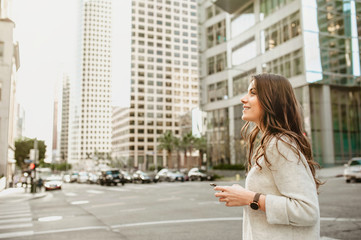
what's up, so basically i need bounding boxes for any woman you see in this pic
[214,73,321,240]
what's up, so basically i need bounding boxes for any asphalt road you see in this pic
[0,177,360,240]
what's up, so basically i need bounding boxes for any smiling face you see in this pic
[240,80,263,127]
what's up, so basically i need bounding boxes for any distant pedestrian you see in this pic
[37,178,43,192]
[214,73,321,239]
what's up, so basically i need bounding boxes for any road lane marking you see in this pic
[197,201,221,205]
[70,200,89,205]
[110,216,361,229]
[35,226,109,235]
[110,217,243,229]
[0,231,34,239]
[320,217,361,222]
[106,188,129,192]
[156,196,180,201]
[119,208,146,212]
[38,216,63,222]
[89,202,125,208]
[0,217,32,224]
[0,223,32,230]
[64,192,77,196]
[86,190,104,194]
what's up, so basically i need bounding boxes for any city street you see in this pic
[0,176,360,240]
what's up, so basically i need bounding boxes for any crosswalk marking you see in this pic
[0,217,32,224]
[0,213,31,219]
[0,202,33,239]
[0,223,33,230]
[0,230,34,239]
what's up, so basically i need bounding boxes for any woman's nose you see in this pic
[241,95,247,104]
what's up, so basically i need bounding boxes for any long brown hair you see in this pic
[241,73,321,190]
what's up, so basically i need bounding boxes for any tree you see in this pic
[158,130,177,168]
[173,136,182,169]
[180,132,195,169]
[194,135,207,167]
[15,138,46,170]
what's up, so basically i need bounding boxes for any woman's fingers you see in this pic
[215,191,227,198]
[214,186,228,192]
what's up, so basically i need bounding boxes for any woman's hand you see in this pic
[214,184,254,207]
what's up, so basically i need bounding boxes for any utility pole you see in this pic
[30,138,39,193]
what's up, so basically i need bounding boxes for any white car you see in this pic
[344,157,361,183]
[44,175,63,191]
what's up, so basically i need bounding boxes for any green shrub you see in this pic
[213,164,245,170]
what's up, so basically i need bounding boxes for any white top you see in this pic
[243,137,320,240]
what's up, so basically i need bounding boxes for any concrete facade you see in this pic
[198,0,361,167]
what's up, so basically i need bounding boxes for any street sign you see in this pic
[24,159,33,164]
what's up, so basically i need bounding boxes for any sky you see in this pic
[11,0,131,161]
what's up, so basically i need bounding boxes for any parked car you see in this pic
[344,157,361,183]
[188,167,214,181]
[70,172,79,183]
[132,170,151,183]
[87,172,100,184]
[62,173,71,183]
[99,169,125,186]
[44,175,63,191]
[155,169,185,182]
[120,170,133,183]
[77,172,89,183]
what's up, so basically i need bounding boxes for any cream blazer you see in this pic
[243,137,320,240]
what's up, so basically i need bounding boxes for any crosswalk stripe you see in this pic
[0,209,30,215]
[0,223,33,230]
[0,213,31,219]
[0,217,32,224]
[0,230,34,239]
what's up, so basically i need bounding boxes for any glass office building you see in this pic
[199,0,361,167]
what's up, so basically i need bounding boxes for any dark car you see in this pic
[132,170,151,183]
[99,169,125,186]
[188,167,214,181]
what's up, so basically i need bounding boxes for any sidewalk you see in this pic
[0,186,48,199]
[317,165,344,179]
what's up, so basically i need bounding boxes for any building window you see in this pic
[262,49,303,78]
[207,52,227,75]
[0,41,4,60]
[207,20,226,48]
[208,80,228,103]
[260,0,295,20]
[206,5,221,20]
[262,11,301,52]
[232,69,256,97]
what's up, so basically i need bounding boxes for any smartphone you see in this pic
[209,183,217,187]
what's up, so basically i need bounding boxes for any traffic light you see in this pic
[29,163,35,170]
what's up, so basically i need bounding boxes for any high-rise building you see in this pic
[112,0,200,169]
[199,0,361,167]
[60,74,70,165]
[68,0,113,170]
[0,0,20,189]
[52,86,59,163]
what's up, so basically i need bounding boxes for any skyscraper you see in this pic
[0,0,20,188]
[60,74,70,165]
[112,0,200,169]
[199,0,361,167]
[68,0,113,170]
